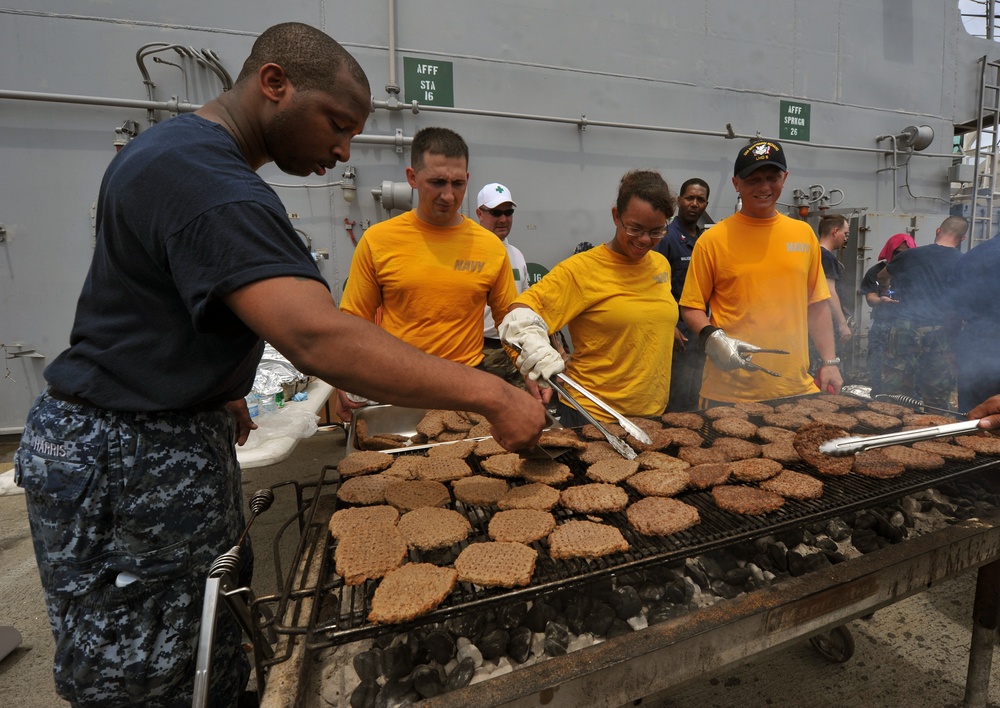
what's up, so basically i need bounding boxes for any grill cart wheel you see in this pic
[809,625,855,663]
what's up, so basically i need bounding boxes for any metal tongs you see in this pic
[507,343,643,459]
[739,347,789,377]
[819,419,983,456]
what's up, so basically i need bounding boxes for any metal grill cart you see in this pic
[202,396,1000,707]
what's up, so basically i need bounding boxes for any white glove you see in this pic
[498,308,566,383]
[700,327,764,372]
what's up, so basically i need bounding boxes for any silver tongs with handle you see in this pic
[701,327,788,377]
[551,372,652,444]
[819,419,983,456]
[739,348,789,378]
[507,342,640,459]
[546,376,637,460]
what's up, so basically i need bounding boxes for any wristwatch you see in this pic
[821,357,841,367]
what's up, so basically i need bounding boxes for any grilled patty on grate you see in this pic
[852,449,905,478]
[334,525,408,585]
[559,483,630,513]
[410,457,473,483]
[660,411,705,429]
[480,453,525,478]
[626,469,691,497]
[328,505,399,540]
[677,446,731,465]
[728,457,783,482]
[760,440,802,464]
[454,541,538,587]
[497,482,561,511]
[792,423,854,476]
[547,519,629,559]
[712,437,762,460]
[867,400,912,417]
[474,437,509,457]
[383,480,451,512]
[426,440,478,459]
[626,497,700,536]
[712,485,785,515]
[808,411,860,430]
[451,475,510,506]
[634,450,691,472]
[703,406,750,420]
[367,563,458,624]
[520,459,574,486]
[756,426,796,443]
[338,450,395,478]
[955,434,1000,455]
[685,462,732,489]
[879,445,946,470]
[337,473,394,505]
[854,410,903,430]
[760,470,824,500]
[585,458,640,484]
[397,507,472,550]
[912,440,977,461]
[712,416,759,439]
[488,509,556,544]
[734,401,775,415]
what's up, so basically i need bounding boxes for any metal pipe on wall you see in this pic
[0,88,196,113]
[386,0,399,95]
[0,88,954,161]
[370,98,956,159]
[0,89,410,147]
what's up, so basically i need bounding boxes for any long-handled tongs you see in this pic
[552,373,652,444]
[546,376,637,460]
[819,419,983,456]
[740,347,789,377]
[506,343,641,459]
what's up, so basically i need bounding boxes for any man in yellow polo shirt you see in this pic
[679,139,843,405]
[337,127,518,416]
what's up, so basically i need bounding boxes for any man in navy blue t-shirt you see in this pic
[656,177,710,411]
[882,215,968,408]
[15,23,547,708]
[952,234,1000,410]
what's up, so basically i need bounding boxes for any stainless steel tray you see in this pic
[345,404,428,454]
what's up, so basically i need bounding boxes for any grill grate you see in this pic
[253,395,1000,654]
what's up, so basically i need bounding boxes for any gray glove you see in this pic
[699,326,766,372]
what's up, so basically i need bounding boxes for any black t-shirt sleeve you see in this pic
[166,201,326,334]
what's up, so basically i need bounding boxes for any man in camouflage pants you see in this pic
[18,407,251,705]
[15,23,547,708]
[880,215,968,409]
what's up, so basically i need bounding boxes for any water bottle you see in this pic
[259,393,277,415]
[245,393,259,419]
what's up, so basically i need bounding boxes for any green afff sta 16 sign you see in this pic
[404,57,454,107]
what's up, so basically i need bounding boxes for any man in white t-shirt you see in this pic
[477,182,528,384]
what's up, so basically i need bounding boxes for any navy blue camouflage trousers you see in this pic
[14,392,251,707]
[880,320,956,410]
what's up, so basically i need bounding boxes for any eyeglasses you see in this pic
[482,207,515,217]
[620,219,667,240]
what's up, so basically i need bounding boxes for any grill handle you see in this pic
[819,419,983,456]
